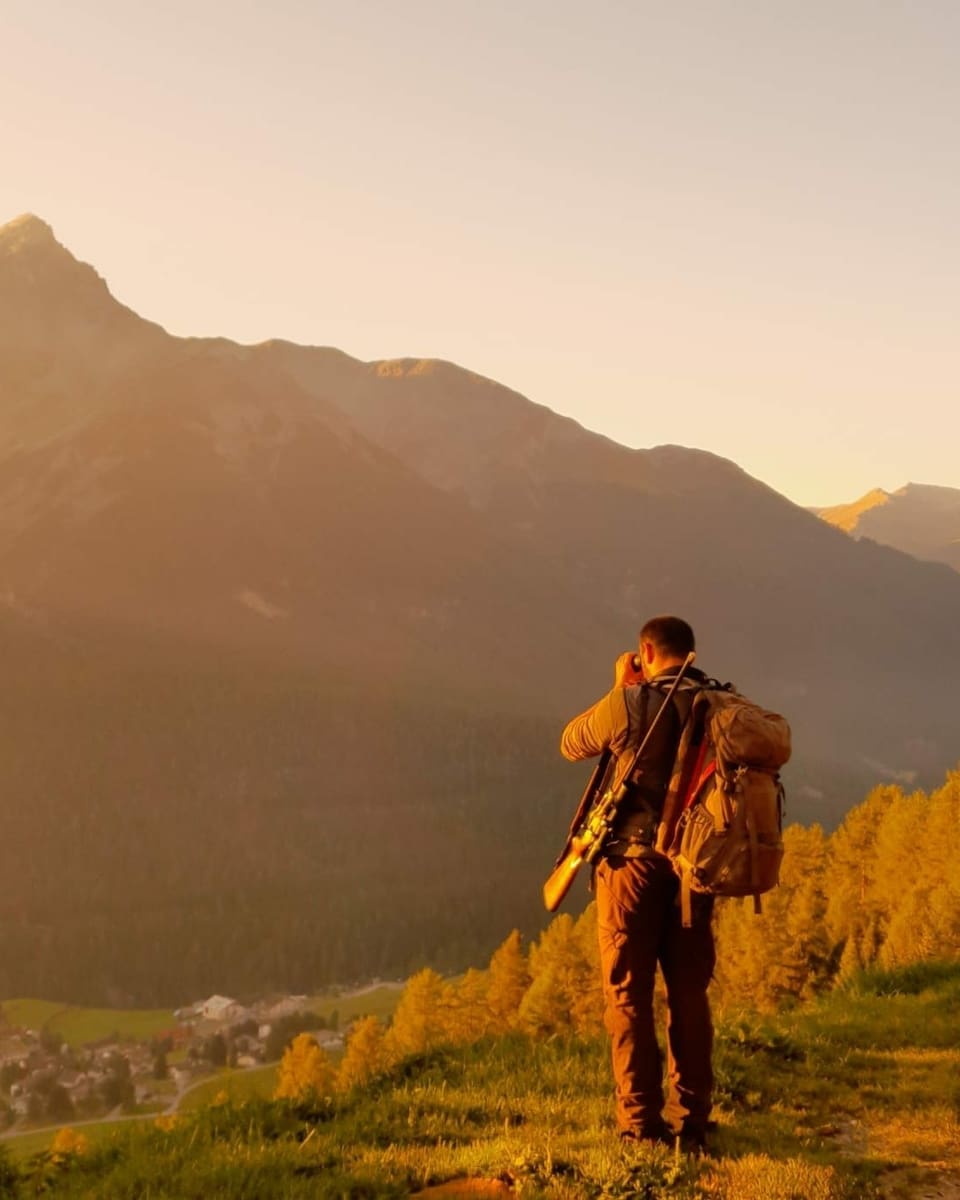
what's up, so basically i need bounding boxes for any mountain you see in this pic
[2,214,959,1005]
[261,342,960,782]
[814,483,960,572]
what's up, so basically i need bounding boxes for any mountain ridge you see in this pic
[815,481,960,571]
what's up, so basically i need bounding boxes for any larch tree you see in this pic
[714,824,828,1011]
[273,1033,335,1102]
[486,929,530,1030]
[918,771,960,958]
[446,968,493,1043]
[336,1016,387,1092]
[881,771,960,965]
[824,783,901,965]
[570,904,604,1035]
[518,913,595,1036]
[778,824,831,999]
[872,789,929,966]
[382,967,452,1062]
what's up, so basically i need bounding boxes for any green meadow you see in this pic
[0,1000,176,1047]
[0,985,402,1050]
[1,1119,150,1164]
[176,1064,281,1112]
[308,983,404,1027]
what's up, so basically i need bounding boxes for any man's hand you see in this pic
[613,651,644,689]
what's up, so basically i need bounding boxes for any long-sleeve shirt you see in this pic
[561,687,632,764]
[560,668,709,835]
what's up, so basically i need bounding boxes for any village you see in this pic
[0,993,346,1135]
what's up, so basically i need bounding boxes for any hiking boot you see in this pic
[619,1123,672,1149]
[674,1127,710,1157]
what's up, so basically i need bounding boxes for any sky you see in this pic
[2,0,958,506]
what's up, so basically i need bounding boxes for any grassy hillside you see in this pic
[0,1120,149,1166]
[176,1064,280,1112]
[3,962,958,1198]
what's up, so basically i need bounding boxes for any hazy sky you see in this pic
[3,0,958,505]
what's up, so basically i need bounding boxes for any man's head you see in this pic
[636,615,696,679]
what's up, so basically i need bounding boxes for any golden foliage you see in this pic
[716,766,960,1010]
[273,1032,335,1102]
[350,766,960,1075]
[445,968,494,1042]
[50,1127,89,1157]
[382,967,453,1062]
[486,929,530,1028]
[518,909,599,1036]
[336,1015,387,1092]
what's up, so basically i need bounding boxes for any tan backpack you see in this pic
[661,687,791,926]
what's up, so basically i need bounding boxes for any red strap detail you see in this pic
[681,742,715,811]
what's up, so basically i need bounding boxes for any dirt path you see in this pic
[825,1046,960,1200]
[883,1171,960,1200]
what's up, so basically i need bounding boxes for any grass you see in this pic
[0,1000,68,1032]
[307,983,404,1027]
[47,1007,177,1046]
[0,984,400,1051]
[2,1119,152,1162]
[0,982,402,1051]
[2,963,959,1197]
[177,1064,280,1111]
[0,999,176,1047]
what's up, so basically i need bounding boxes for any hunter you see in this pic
[560,615,715,1150]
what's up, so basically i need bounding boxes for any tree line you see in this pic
[274,765,960,1100]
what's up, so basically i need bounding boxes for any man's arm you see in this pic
[560,651,643,761]
[560,687,629,761]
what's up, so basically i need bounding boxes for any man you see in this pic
[560,615,715,1149]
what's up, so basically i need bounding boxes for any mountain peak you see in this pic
[814,488,891,532]
[0,214,84,276]
[0,214,163,349]
[894,481,960,501]
[0,213,59,254]
[814,482,960,572]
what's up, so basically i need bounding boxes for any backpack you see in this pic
[659,685,791,926]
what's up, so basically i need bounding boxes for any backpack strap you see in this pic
[622,681,689,804]
[680,872,693,928]
[740,766,763,914]
[681,742,715,814]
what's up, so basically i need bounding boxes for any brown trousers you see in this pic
[595,853,715,1137]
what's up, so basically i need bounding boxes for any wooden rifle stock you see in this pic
[543,838,588,913]
[543,750,613,913]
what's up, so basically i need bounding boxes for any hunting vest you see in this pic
[604,669,708,855]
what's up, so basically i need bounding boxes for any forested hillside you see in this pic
[0,632,569,1003]
[295,765,960,1079]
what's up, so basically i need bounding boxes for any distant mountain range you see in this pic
[813,484,960,572]
[2,213,959,1005]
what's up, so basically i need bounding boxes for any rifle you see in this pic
[542,651,696,913]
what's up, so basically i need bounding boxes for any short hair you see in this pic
[639,615,696,659]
